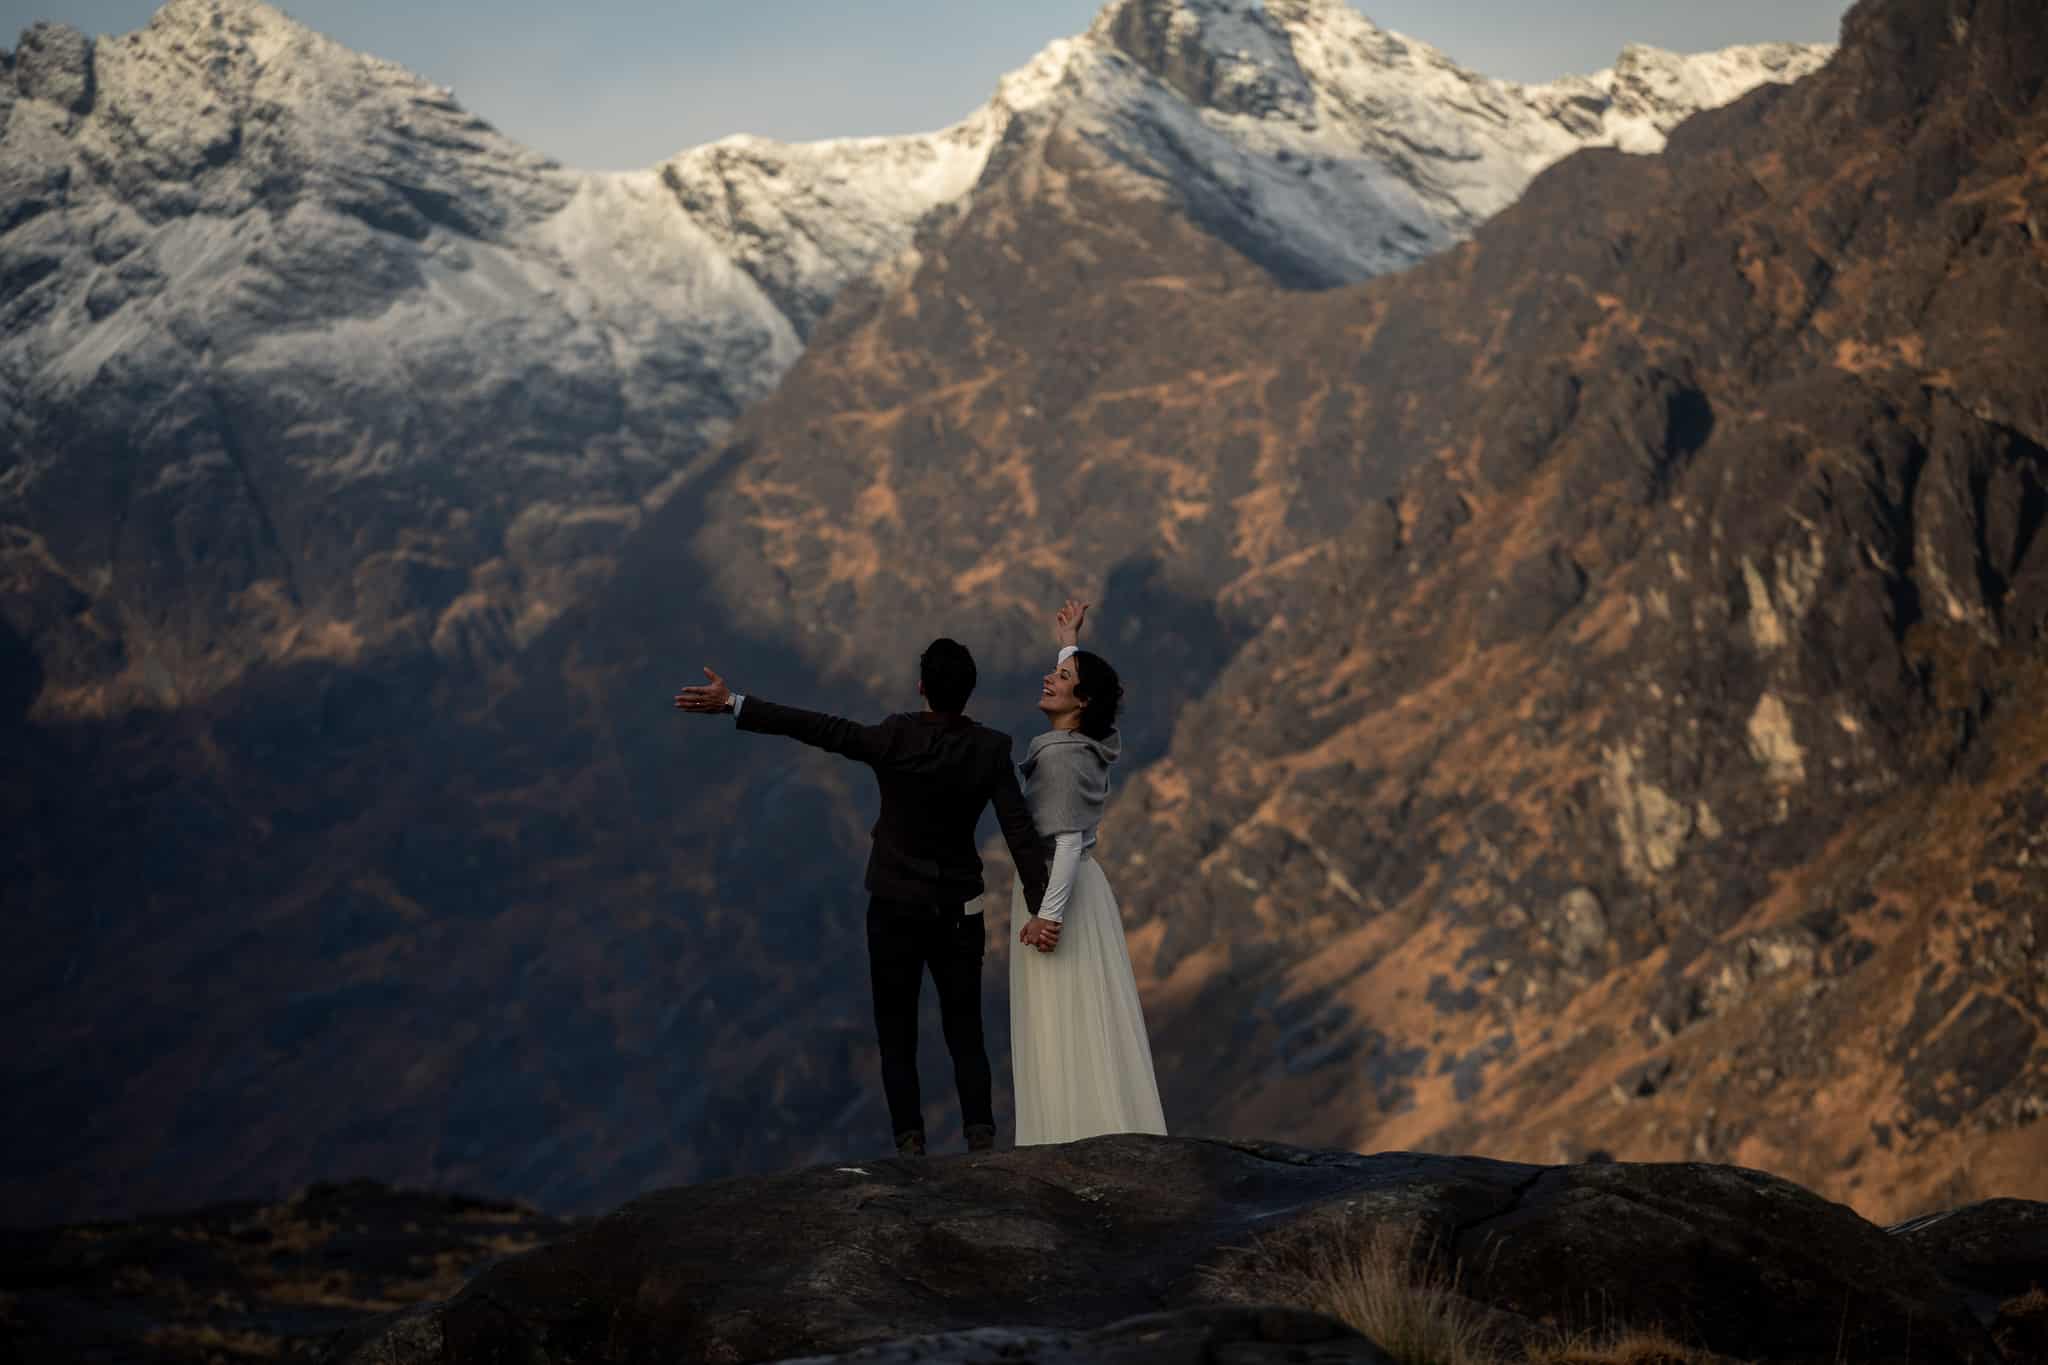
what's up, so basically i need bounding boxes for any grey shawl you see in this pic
[1020,727,1122,839]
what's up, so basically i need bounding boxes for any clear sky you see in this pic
[4,0,1851,170]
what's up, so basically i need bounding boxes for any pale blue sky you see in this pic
[5,1,1850,170]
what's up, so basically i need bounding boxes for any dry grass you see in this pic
[1206,1224,1496,1365]
[1206,1223,1750,1365]
[2000,1285,2048,1315]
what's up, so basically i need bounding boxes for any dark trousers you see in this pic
[866,897,992,1139]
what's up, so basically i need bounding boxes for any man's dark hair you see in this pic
[920,637,977,713]
[1072,650,1123,741]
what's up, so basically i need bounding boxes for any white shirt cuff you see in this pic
[1056,645,1078,665]
[730,693,746,720]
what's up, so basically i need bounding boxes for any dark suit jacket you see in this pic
[737,698,1050,915]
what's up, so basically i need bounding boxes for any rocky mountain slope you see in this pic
[1090,0,2048,1220]
[674,8,1832,728]
[0,0,1821,717]
[608,0,2048,1225]
[0,0,1839,1230]
[0,0,958,714]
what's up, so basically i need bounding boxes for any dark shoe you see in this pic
[895,1130,927,1158]
[965,1124,996,1154]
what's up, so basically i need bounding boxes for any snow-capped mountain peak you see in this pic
[990,0,1829,282]
[147,0,332,74]
[1091,0,1321,123]
[1,0,1832,708]
[1587,40,1831,150]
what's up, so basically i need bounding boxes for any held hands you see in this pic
[673,667,733,715]
[1020,916,1062,954]
[1054,598,1089,649]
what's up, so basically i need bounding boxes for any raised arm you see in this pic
[1054,598,1088,654]
[673,668,897,766]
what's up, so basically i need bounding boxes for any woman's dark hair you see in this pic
[1071,649,1123,741]
[920,637,977,713]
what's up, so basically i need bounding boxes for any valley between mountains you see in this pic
[5,0,2043,1244]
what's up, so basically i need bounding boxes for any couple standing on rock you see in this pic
[674,599,1168,1156]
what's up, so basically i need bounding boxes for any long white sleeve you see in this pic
[1033,646,1087,925]
[1039,831,1084,923]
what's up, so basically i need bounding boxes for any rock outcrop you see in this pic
[0,1180,573,1362]
[13,22,93,115]
[778,1309,1391,1365]
[5,1150,2041,1362]
[306,1137,2021,1364]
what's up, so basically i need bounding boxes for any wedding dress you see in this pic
[1009,698,1167,1145]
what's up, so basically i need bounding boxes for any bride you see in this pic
[1009,599,1168,1145]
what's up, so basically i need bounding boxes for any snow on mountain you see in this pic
[0,0,1830,708]
[652,44,1077,336]
[1063,0,1833,279]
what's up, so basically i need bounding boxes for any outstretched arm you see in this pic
[674,668,897,765]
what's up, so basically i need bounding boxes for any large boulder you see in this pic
[329,1136,2006,1364]
[1450,1162,1992,1361]
[1893,1199,2048,1323]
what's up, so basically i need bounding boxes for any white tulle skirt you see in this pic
[1009,858,1168,1146]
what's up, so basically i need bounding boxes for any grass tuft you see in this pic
[1206,1223,1495,1365]
[1205,1222,1752,1365]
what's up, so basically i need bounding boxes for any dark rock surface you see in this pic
[0,1180,574,1362]
[10,1138,2045,1363]
[778,1307,1391,1365]
[1452,1163,1986,1361]
[1893,1199,2048,1319]
[320,1137,2007,1365]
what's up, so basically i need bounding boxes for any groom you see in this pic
[673,639,1051,1157]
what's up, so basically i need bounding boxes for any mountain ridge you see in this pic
[0,0,1826,716]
